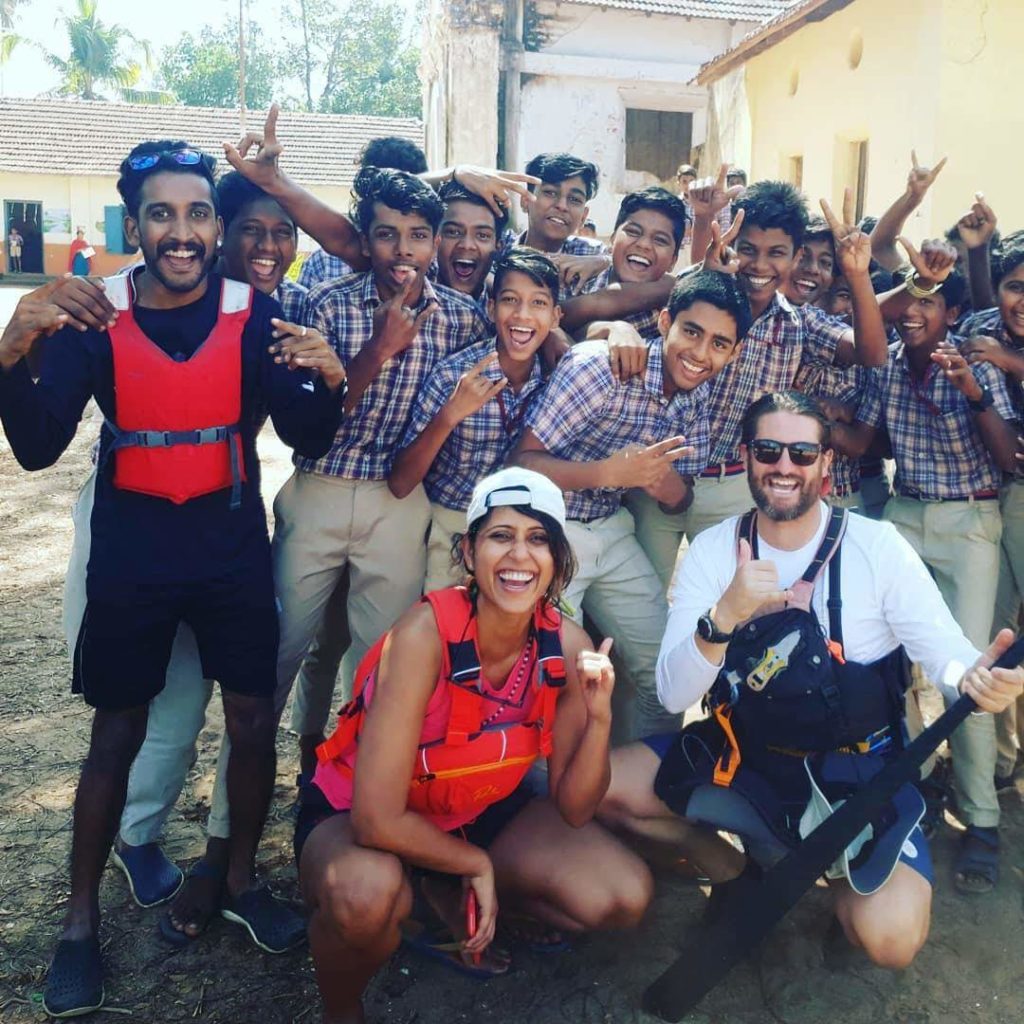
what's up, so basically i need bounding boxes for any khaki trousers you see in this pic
[627,473,753,592]
[993,479,1024,776]
[884,495,1002,827]
[276,470,429,741]
[564,508,677,740]
[424,501,469,593]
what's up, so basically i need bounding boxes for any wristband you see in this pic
[966,384,994,413]
[905,273,941,299]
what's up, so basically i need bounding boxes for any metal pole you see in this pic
[238,0,247,133]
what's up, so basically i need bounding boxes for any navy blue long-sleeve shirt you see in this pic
[0,274,343,585]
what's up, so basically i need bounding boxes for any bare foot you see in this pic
[166,848,227,939]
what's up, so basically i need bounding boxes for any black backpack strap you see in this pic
[827,537,844,650]
[447,639,482,685]
[737,509,758,558]
[800,506,847,584]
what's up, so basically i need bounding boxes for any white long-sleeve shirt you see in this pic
[656,502,979,715]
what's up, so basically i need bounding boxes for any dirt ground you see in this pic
[2,285,1024,1024]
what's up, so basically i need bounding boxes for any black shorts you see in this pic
[293,780,535,868]
[72,563,279,711]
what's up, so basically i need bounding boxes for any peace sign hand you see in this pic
[223,103,284,190]
[576,637,615,725]
[688,163,744,220]
[956,192,997,251]
[820,188,871,279]
[453,166,542,219]
[906,150,948,204]
[603,436,695,490]
[371,277,438,359]
[702,209,745,276]
[443,352,508,425]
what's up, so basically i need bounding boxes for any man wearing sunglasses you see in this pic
[599,390,1024,971]
[0,140,348,1017]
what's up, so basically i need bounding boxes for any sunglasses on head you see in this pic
[749,439,823,467]
[127,149,205,171]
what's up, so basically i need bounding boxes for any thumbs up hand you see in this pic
[712,538,795,635]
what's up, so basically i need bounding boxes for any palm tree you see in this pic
[1,0,28,64]
[44,0,166,102]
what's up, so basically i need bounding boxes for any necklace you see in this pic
[479,639,535,728]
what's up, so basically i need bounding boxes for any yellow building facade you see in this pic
[701,0,1023,239]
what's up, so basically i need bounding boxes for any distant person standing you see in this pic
[68,227,94,276]
[8,227,23,273]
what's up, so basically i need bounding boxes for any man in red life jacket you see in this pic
[0,141,347,1018]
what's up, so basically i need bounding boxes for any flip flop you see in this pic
[401,919,512,980]
[157,859,225,947]
[220,885,306,954]
[953,825,999,895]
[42,937,105,1018]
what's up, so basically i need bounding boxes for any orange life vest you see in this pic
[103,273,251,509]
[316,587,566,824]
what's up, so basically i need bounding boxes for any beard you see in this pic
[141,238,217,294]
[748,472,821,522]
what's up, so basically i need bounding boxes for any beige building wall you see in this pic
[708,0,1022,239]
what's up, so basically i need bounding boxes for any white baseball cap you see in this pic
[466,467,566,530]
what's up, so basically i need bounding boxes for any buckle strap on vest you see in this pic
[103,420,244,510]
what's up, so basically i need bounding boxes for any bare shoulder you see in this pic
[387,601,443,658]
[559,616,592,663]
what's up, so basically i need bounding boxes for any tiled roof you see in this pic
[695,0,848,83]
[559,0,793,19]
[0,98,423,185]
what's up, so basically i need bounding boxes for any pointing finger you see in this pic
[471,352,500,374]
[819,197,840,233]
[897,236,920,263]
[911,149,920,170]
[265,102,280,144]
[927,155,947,182]
[414,300,439,326]
[842,186,854,229]
[598,637,614,657]
[721,207,745,245]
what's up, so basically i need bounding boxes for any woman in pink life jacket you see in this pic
[296,467,652,1024]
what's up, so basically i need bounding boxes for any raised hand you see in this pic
[603,436,695,490]
[453,166,541,218]
[702,209,745,275]
[960,628,1024,714]
[930,341,983,400]
[444,352,507,424]
[605,319,649,381]
[898,236,958,285]
[715,538,794,630]
[956,191,998,251]
[577,637,615,724]
[821,188,871,278]
[906,150,948,204]
[0,278,73,371]
[370,277,438,359]
[688,163,744,221]
[223,104,284,189]
[268,319,346,392]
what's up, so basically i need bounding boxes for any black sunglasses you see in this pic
[749,439,823,467]
[127,148,206,172]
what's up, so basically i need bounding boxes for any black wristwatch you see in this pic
[697,609,735,644]
[967,384,995,413]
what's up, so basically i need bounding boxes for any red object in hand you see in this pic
[466,889,480,965]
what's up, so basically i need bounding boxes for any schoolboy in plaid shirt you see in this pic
[513,271,751,739]
[628,182,890,589]
[561,187,687,337]
[389,248,558,590]
[274,167,490,757]
[834,268,1019,892]
[956,228,1024,791]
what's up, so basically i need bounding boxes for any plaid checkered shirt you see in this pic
[705,295,849,466]
[526,339,709,521]
[961,306,1024,422]
[501,229,609,258]
[400,336,547,511]
[296,272,491,480]
[297,249,354,290]
[793,316,868,497]
[569,265,661,337]
[275,279,308,323]
[856,335,1018,500]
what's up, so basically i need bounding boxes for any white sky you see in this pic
[0,0,421,99]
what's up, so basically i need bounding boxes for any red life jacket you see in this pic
[316,587,567,824]
[103,273,251,509]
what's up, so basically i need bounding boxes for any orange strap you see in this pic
[712,704,741,787]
